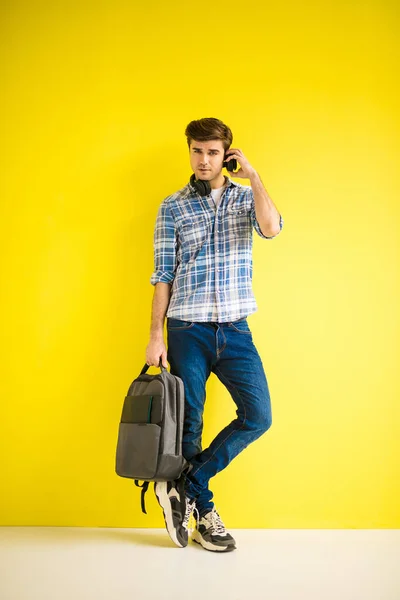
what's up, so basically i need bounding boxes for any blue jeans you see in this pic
[166,317,272,516]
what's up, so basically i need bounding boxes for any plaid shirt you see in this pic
[150,176,284,322]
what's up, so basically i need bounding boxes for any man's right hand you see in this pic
[145,336,168,369]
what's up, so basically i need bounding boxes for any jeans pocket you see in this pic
[229,318,252,334]
[167,318,195,330]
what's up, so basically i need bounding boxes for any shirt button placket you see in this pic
[215,206,224,320]
[215,208,221,317]
[217,190,229,320]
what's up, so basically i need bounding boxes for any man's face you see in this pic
[189,139,226,182]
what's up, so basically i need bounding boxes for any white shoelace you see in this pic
[204,508,226,534]
[182,497,199,533]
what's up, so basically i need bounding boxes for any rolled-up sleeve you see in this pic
[150,201,177,286]
[249,189,284,239]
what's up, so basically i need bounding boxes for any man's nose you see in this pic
[200,155,209,165]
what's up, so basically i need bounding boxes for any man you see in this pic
[146,117,284,552]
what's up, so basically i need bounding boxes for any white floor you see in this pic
[0,528,399,600]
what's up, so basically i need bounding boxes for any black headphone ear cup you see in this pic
[197,179,211,196]
[190,173,211,196]
[224,158,237,171]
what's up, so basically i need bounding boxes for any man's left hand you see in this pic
[225,148,256,179]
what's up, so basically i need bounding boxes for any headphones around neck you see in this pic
[190,155,237,196]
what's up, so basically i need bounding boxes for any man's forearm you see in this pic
[249,170,281,237]
[150,282,172,338]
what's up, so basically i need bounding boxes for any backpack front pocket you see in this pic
[121,394,162,424]
[115,423,161,479]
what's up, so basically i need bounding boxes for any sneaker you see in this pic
[154,478,196,548]
[192,507,237,552]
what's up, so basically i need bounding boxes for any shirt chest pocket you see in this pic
[227,206,251,235]
[177,216,209,262]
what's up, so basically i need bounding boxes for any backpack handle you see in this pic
[140,358,167,375]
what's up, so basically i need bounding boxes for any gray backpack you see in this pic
[115,360,188,512]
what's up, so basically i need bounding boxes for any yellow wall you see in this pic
[1,0,398,528]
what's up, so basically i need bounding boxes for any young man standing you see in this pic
[146,117,284,552]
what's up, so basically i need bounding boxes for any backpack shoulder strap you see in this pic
[134,480,150,514]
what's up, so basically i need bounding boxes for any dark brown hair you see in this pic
[185,117,233,151]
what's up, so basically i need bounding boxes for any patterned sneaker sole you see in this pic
[154,482,186,548]
[192,529,237,552]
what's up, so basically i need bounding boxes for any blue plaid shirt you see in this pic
[150,176,284,322]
